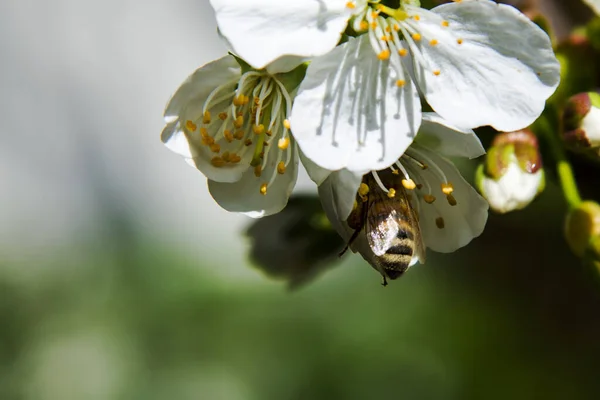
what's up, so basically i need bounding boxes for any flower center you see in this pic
[346,0,459,81]
[184,71,294,196]
[355,144,458,229]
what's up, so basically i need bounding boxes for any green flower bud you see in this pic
[562,92,600,152]
[564,201,600,258]
[476,130,544,214]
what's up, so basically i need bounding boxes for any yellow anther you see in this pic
[442,20,449,27]
[283,119,291,130]
[358,183,370,196]
[277,161,286,174]
[245,138,253,146]
[436,217,445,229]
[413,15,420,21]
[423,194,436,204]
[393,24,400,31]
[398,48,408,57]
[377,49,390,60]
[371,11,379,19]
[371,21,378,29]
[457,38,463,45]
[211,156,225,167]
[396,80,406,88]
[412,33,421,41]
[221,151,230,162]
[234,130,245,140]
[381,35,389,42]
[233,96,243,106]
[278,137,290,150]
[254,96,261,106]
[260,183,268,195]
[446,193,457,206]
[254,165,262,177]
[441,183,454,195]
[429,39,438,46]
[200,127,209,138]
[402,179,416,190]
[253,124,265,135]
[387,188,396,198]
[202,135,215,146]
[346,1,355,9]
[236,111,244,117]
[385,26,391,33]
[433,70,441,76]
[210,143,221,153]
[218,112,227,121]
[229,153,241,163]
[234,115,244,129]
[203,111,211,124]
[224,129,234,143]
[391,169,400,175]
[185,120,197,131]
[359,21,369,31]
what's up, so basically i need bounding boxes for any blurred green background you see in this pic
[2,0,600,399]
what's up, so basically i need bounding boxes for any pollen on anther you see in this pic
[245,138,253,146]
[345,1,355,9]
[436,217,445,229]
[441,182,454,195]
[412,33,421,41]
[402,179,416,190]
[277,161,286,174]
[377,49,390,60]
[254,165,262,177]
[203,111,211,124]
[200,127,209,138]
[224,130,234,143]
[359,21,369,31]
[283,119,291,130]
[210,143,221,153]
[457,38,463,45]
[253,124,265,135]
[413,15,420,21]
[371,21,378,29]
[185,120,197,131]
[202,136,215,146]
[229,154,241,163]
[446,193,457,206]
[234,116,244,129]
[396,80,406,87]
[423,194,436,204]
[234,130,244,140]
[387,188,396,198]
[358,183,370,196]
[441,20,449,27]
[260,183,268,195]
[278,137,290,150]
[211,156,225,167]
[221,151,231,162]
[433,70,441,76]
[391,169,400,175]
[393,24,400,31]
[429,39,438,46]
[218,112,227,121]
[398,48,408,57]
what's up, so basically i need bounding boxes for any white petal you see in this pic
[408,1,560,131]
[209,0,351,70]
[415,113,485,159]
[583,0,600,15]
[290,35,422,174]
[161,55,251,182]
[208,146,299,217]
[415,151,488,253]
[299,150,331,186]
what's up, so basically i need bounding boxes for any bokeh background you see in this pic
[1,0,600,399]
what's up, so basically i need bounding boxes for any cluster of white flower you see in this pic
[162,0,560,277]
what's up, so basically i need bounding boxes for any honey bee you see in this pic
[343,170,425,286]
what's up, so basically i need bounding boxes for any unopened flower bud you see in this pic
[475,130,544,214]
[564,201,600,258]
[562,92,600,155]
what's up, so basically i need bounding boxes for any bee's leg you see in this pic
[381,275,388,287]
[339,229,360,257]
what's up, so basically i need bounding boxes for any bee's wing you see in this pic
[365,188,403,257]
[404,190,426,264]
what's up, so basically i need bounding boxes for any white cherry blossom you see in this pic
[316,113,489,279]
[161,55,299,217]
[583,0,600,15]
